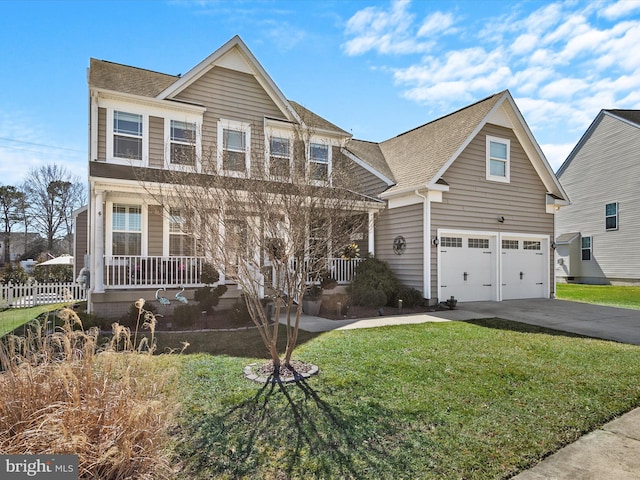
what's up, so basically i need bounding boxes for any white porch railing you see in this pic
[103,255,363,289]
[1,282,87,308]
[104,256,205,289]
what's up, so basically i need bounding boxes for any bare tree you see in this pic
[0,185,25,264]
[22,164,85,253]
[143,117,375,374]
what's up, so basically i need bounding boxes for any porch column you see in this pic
[368,210,375,255]
[94,190,105,293]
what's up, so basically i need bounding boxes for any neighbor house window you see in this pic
[605,202,618,231]
[113,111,143,160]
[218,120,250,175]
[170,121,196,165]
[309,143,329,181]
[581,236,592,261]
[112,204,141,255]
[269,136,291,177]
[486,136,510,183]
[169,208,194,256]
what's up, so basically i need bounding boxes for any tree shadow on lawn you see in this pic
[465,318,594,340]
[174,376,413,479]
[155,328,322,359]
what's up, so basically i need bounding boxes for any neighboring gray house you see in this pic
[0,232,42,266]
[80,36,569,316]
[555,109,640,285]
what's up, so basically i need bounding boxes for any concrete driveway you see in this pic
[459,298,640,346]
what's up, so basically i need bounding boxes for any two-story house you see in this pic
[79,36,568,317]
[555,110,640,285]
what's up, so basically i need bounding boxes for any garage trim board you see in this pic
[437,229,550,302]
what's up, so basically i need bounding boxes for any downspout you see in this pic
[414,189,431,300]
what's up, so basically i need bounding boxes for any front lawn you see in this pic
[556,283,640,310]
[168,319,640,479]
[0,304,65,337]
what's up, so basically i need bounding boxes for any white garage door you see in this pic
[439,232,548,302]
[440,235,497,302]
[501,237,547,300]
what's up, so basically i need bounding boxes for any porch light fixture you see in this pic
[498,216,505,223]
[432,237,439,246]
[551,241,557,250]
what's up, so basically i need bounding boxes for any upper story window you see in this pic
[605,202,618,231]
[170,121,196,166]
[581,236,592,261]
[112,204,142,256]
[113,111,143,160]
[309,142,330,182]
[486,136,510,183]
[268,136,291,177]
[218,120,251,176]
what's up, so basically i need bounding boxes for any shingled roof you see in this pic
[289,101,350,136]
[344,139,395,183]
[89,58,178,97]
[606,109,640,126]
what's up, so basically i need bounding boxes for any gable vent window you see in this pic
[486,136,510,183]
[605,202,618,231]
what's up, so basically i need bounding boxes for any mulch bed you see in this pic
[318,304,445,321]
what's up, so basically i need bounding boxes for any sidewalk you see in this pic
[284,307,640,479]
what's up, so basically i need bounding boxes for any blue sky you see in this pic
[2,0,640,186]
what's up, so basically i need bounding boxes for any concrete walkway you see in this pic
[285,298,640,479]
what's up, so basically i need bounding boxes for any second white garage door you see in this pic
[439,232,548,302]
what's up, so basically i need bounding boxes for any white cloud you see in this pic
[600,0,640,20]
[539,78,590,99]
[417,11,456,37]
[511,33,538,55]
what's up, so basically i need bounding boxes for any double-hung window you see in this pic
[581,236,592,261]
[269,136,291,177]
[218,120,251,175]
[309,143,329,181]
[169,208,195,256]
[113,111,143,160]
[170,121,196,166]
[112,204,142,256]
[605,202,618,231]
[486,136,510,183]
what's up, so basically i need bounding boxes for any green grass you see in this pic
[0,304,66,336]
[556,283,640,310]
[167,319,640,479]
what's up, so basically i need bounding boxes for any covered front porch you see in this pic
[101,255,364,289]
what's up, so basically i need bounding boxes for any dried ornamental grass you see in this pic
[0,303,178,480]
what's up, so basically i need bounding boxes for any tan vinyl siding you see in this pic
[97,107,106,161]
[375,203,424,291]
[175,66,284,172]
[350,162,389,197]
[557,115,640,281]
[149,116,164,168]
[431,123,554,297]
[74,210,88,277]
[148,205,163,256]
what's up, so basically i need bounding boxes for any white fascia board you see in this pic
[341,148,394,186]
[94,88,206,115]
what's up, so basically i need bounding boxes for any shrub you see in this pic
[173,304,202,328]
[228,296,253,326]
[194,284,228,314]
[395,286,425,308]
[121,301,158,329]
[348,256,400,307]
[0,263,29,285]
[32,264,73,283]
[0,307,176,479]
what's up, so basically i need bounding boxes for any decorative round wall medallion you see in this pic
[393,235,406,255]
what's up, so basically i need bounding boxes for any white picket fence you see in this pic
[0,282,86,309]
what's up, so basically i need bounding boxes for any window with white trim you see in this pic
[605,202,618,231]
[169,208,195,256]
[113,111,143,160]
[170,120,196,166]
[112,204,142,255]
[268,136,291,177]
[309,142,330,182]
[218,120,251,175]
[581,236,592,261]
[486,136,510,183]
